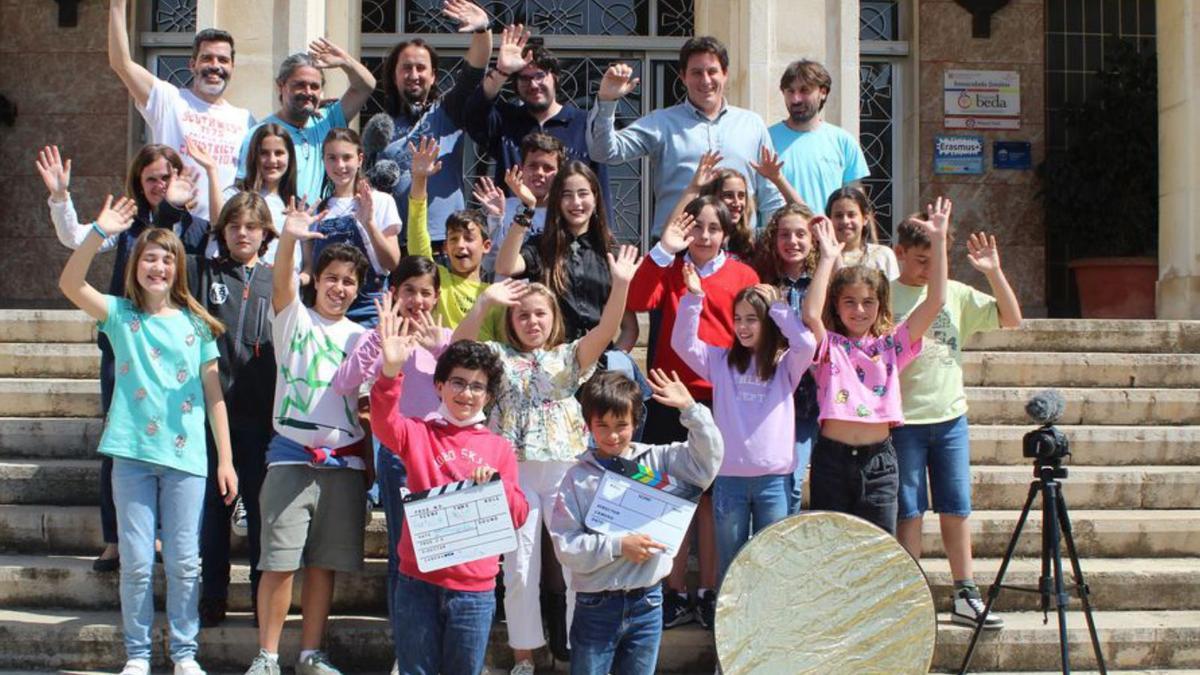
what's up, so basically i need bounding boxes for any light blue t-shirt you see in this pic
[237,101,348,205]
[768,121,869,215]
[97,295,220,477]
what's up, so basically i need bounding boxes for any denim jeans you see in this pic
[392,573,495,675]
[112,457,206,662]
[377,443,408,662]
[713,474,794,580]
[893,415,973,520]
[809,435,899,535]
[200,427,269,603]
[788,417,820,515]
[570,585,663,675]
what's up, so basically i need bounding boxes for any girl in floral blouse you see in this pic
[453,244,640,671]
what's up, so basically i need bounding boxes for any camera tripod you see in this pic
[957,463,1107,674]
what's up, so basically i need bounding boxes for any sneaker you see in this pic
[174,658,207,675]
[231,496,249,537]
[662,590,694,629]
[296,651,343,675]
[695,589,716,630]
[245,650,281,675]
[951,588,1005,630]
[198,597,227,628]
[511,660,535,675]
[120,658,150,675]
[390,660,399,675]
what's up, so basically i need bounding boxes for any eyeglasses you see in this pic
[446,377,488,395]
[517,71,549,84]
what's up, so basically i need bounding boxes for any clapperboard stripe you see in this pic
[403,473,501,503]
[598,455,701,501]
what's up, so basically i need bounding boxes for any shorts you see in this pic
[892,415,973,520]
[258,464,366,573]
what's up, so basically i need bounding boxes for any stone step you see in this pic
[963,319,1200,354]
[0,417,103,459]
[964,387,1200,425]
[0,460,99,505]
[962,352,1200,388]
[0,343,100,378]
[0,379,99,418]
[4,554,1197,615]
[0,608,1197,671]
[4,505,1198,559]
[0,310,95,344]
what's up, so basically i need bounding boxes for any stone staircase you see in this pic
[0,311,1198,672]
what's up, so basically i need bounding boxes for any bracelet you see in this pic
[90,222,107,240]
[512,213,532,228]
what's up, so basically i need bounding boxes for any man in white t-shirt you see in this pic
[108,0,254,222]
[768,60,870,216]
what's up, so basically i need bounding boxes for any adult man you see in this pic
[587,35,784,236]
[442,1,613,213]
[769,59,870,215]
[238,41,377,203]
[108,0,253,221]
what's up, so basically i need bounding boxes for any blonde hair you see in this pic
[124,228,225,339]
[500,283,565,351]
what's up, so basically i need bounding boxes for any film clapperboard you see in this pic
[584,455,703,556]
[402,474,518,573]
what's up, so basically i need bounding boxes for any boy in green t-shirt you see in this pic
[890,217,1022,630]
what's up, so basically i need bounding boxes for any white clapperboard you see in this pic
[402,474,518,573]
[584,455,703,556]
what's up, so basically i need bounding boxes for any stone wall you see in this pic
[917,0,1048,315]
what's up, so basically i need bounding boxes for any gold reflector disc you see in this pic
[714,512,937,674]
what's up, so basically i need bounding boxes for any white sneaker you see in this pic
[390,660,399,675]
[230,496,249,537]
[510,660,535,675]
[120,659,150,675]
[174,658,207,675]
[952,588,1005,630]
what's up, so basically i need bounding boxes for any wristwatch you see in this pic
[518,205,536,221]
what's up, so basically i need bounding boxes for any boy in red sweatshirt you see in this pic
[369,306,528,675]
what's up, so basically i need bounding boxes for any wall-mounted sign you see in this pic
[934,135,985,175]
[993,141,1032,169]
[944,70,1020,130]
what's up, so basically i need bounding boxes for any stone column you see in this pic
[695,0,859,133]
[1156,0,1200,318]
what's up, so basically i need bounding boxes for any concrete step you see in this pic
[0,608,1197,671]
[0,417,103,459]
[0,310,95,344]
[0,343,99,378]
[0,460,99,505]
[963,319,1200,354]
[0,379,99,418]
[968,425,1200,466]
[965,387,1200,425]
[963,352,1200,388]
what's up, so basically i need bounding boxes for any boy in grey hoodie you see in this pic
[550,369,724,675]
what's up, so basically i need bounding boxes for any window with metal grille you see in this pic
[859,0,907,241]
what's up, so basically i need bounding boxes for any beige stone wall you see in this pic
[0,0,125,307]
[917,0,1047,316]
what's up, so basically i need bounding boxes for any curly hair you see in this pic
[434,340,505,403]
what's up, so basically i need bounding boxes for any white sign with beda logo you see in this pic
[943,70,1020,130]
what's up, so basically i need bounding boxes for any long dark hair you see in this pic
[319,127,364,204]
[238,123,297,203]
[727,286,785,381]
[700,168,754,260]
[825,186,879,251]
[125,144,185,212]
[381,39,440,116]
[539,161,615,295]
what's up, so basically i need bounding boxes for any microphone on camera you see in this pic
[1025,389,1066,426]
[362,113,394,158]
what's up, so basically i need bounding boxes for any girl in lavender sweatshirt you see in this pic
[670,263,817,580]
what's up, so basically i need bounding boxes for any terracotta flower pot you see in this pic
[1068,257,1157,319]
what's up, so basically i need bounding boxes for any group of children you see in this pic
[43,109,1021,675]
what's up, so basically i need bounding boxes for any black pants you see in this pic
[199,426,270,603]
[809,435,899,535]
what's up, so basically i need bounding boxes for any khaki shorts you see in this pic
[258,464,366,573]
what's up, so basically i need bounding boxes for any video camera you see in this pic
[1021,390,1071,468]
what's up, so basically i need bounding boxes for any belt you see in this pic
[579,584,658,600]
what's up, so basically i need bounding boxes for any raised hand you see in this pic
[647,368,694,410]
[607,244,641,284]
[754,283,783,305]
[164,167,198,208]
[966,231,1001,274]
[659,212,696,255]
[504,165,537,208]
[810,215,843,259]
[910,196,952,240]
[681,261,703,296]
[620,533,666,564]
[94,195,138,235]
[688,150,723,192]
[597,63,639,101]
[355,179,375,227]
[496,24,531,75]
[378,308,417,376]
[409,308,445,351]
[35,145,71,200]
[308,38,351,69]
[407,136,443,178]
[282,197,328,240]
[441,0,490,33]
[472,176,506,218]
[750,145,785,183]
[481,277,532,307]
[184,138,217,174]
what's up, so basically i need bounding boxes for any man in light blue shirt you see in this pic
[237,41,377,203]
[587,36,785,237]
[769,59,870,215]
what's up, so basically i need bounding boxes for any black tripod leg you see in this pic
[1043,480,1072,674]
[1057,491,1108,674]
[958,480,1040,674]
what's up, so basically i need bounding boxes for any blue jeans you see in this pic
[570,586,663,675]
[376,444,408,661]
[893,415,973,520]
[111,457,206,662]
[789,417,820,515]
[392,573,495,675]
[713,474,794,580]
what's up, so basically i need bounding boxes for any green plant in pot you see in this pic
[1038,40,1158,318]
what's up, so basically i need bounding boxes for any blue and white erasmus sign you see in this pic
[934,135,984,175]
